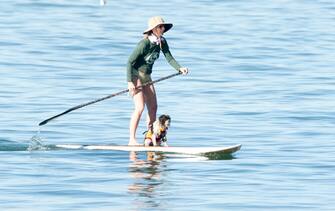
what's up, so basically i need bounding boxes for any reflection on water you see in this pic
[205,152,236,160]
[128,151,166,209]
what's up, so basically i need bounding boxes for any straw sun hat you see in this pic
[143,16,173,34]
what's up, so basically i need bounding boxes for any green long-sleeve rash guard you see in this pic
[127,37,181,82]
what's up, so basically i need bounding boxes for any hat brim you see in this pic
[143,23,173,34]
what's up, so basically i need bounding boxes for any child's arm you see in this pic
[152,134,157,146]
[152,121,160,146]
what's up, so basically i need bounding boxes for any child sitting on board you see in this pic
[144,114,170,147]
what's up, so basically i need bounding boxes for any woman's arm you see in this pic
[161,38,182,71]
[161,38,188,75]
[127,40,146,82]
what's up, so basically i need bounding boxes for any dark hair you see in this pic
[159,114,171,124]
[143,31,152,39]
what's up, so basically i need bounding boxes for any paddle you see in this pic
[39,72,181,126]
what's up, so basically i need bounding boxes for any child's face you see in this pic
[164,120,170,129]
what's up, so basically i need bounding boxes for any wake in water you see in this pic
[0,134,49,152]
[28,126,55,151]
[28,134,48,151]
[0,139,29,151]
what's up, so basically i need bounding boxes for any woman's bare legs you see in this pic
[128,79,145,146]
[144,84,157,132]
[128,80,157,146]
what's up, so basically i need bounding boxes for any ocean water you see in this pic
[1,0,335,210]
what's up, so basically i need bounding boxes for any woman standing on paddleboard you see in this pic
[127,16,188,146]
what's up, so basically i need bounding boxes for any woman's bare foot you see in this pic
[128,139,141,146]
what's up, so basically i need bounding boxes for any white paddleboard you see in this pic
[56,144,242,157]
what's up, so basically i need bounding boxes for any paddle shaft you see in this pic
[39,72,181,126]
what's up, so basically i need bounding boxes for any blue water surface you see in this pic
[1,0,335,210]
